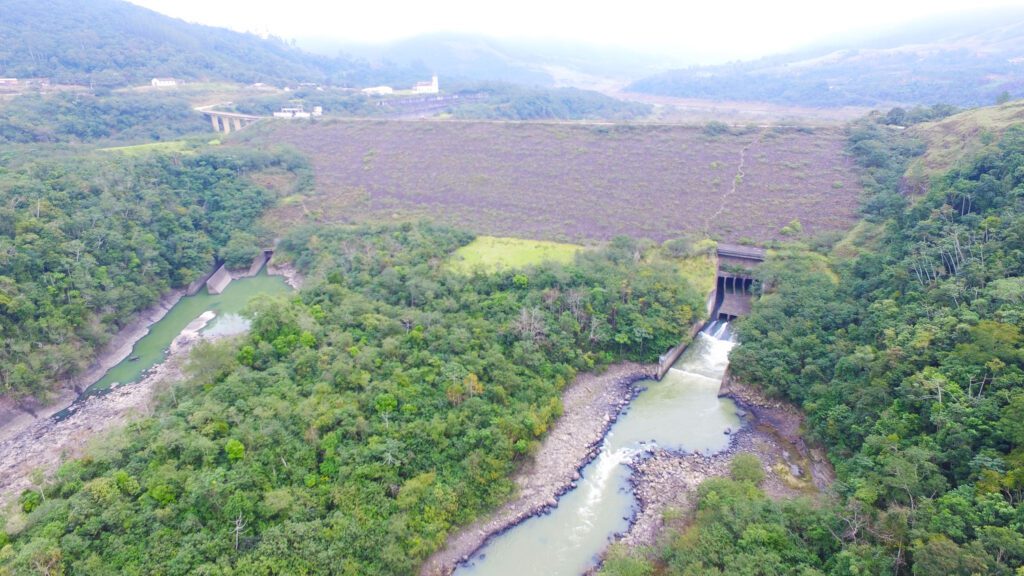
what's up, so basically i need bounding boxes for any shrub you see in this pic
[730,453,766,485]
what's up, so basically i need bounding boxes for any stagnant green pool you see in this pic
[89,270,291,392]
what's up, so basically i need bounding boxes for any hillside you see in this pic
[0,0,415,88]
[235,120,863,243]
[908,99,1024,176]
[628,9,1024,108]
[300,33,685,89]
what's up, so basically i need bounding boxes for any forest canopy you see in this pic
[0,223,704,574]
[0,148,306,400]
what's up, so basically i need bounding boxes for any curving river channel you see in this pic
[456,321,740,576]
[87,269,291,394]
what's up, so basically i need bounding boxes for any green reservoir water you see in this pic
[456,322,740,576]
[89,271,291,392]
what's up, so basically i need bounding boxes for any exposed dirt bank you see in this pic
[267,260,304,290]
[0,290,184,445]
[420,363,655,576]
[0,312,217,508]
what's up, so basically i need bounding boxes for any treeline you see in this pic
[0,148,304,400]
[628,50,1022,108]
[0,92,209,144]
[0,0,422,88]
[451,84,652,121]
[0,224,703,574]
[228,91,381,118]
[603,117,1024,573]
[219,84,653,122]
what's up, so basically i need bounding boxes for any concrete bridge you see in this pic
[195,105,262,134]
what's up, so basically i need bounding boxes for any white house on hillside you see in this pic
[412,75,439,95]
[151,77,178,87]
[273,105,323,119]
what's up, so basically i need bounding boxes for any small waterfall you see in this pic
[457,321,741,576]
[570,439,636,543]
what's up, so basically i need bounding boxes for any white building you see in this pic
[151,77,178,87]
[273,105,323,119]
[361,85,394,96]
[412,75,439,95]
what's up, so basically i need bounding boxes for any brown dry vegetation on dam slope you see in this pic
[239,119,863,243]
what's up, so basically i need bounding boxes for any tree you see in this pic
[225,438,245,462]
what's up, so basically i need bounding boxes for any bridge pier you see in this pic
[198,108,263,134]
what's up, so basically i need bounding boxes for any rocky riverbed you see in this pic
[611,377,835,551]
[267,260,304,290]
[0,312,218,508]
[0,290,185,445]
[419,363,655,576]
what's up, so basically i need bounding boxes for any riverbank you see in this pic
[0,311,219,508]
[0,289,185,445]
[0,258,302,447]
[267,260,304,290]
[611,377,835,551]
[420,362,654,576]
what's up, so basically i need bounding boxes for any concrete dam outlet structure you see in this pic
[713,243,764,321]
[204,250,275,296]
[656,244,764,380]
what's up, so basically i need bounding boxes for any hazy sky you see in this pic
[127,0,1022,61]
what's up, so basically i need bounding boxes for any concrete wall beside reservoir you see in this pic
[206,264,231,295]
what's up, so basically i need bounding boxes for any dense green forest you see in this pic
[0,224,702,574]
[0,0,421,88]
[602,117,1024,574]
[0,148,305,400]
[227,91,381,118]
[449,84,652,121]
[0,92,209,143]
[224,83,653,121]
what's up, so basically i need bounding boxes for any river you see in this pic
[455,321,740,576]
[88,269,291,393]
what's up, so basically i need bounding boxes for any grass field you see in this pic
[100,140,191,155]
[671,253,717,296]
[909,100,1024,177]
[239,119,863,243]
[447,236,583,273]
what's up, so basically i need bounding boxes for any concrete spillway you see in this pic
[205,264,231,295]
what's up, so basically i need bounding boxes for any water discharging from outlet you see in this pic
[456,321,740,576]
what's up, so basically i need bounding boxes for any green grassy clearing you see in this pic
[100,140,191,155]
[668,253,717,297]
[447,236,583,273]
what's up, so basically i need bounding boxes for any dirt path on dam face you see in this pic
[420,362,655,576]
[702,127,768,236]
